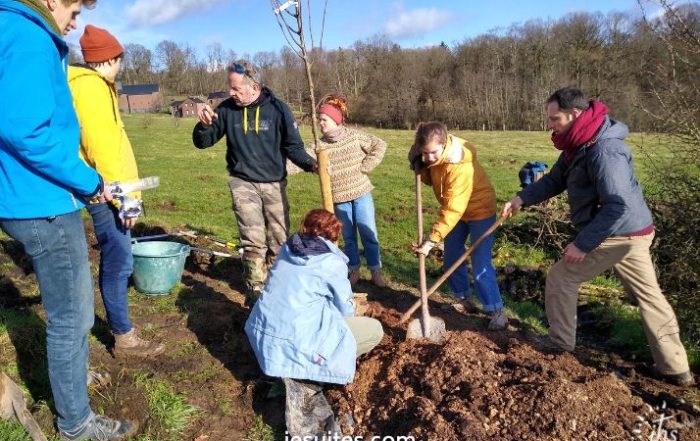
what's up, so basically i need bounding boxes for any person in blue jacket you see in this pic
[245,209,384,385]
[0,0,137,439]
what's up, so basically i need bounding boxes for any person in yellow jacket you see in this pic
[69,25,164,357]
[409,121,508,330]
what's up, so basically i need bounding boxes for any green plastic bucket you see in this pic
[131,241,190,295]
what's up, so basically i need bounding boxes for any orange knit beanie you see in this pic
[80,25,124,63]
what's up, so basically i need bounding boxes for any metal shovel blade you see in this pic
[406,314,446,343]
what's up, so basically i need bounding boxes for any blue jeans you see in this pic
[334,192,381,270]
[443,215,503,312]
[86,203,133,335]
[0,211,93,432]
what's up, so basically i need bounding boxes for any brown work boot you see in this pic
[528,333,571,355]
[487,308,509,330]
[652,367,696,387]
[114,328,165,357]
[348,269,360,285]
[370,269,386,288]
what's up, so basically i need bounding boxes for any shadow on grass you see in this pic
[175,272,256,380]
[90,314,113,354]
[175,270,290,435]
[0,278,53,411]
[0,238,34,275]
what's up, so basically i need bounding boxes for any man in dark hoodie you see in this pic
[193,60,317,300]
[502,87,693,387]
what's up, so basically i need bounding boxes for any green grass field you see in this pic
[131,114,668,238]
[128,114,666,285]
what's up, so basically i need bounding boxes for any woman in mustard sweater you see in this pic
[409,121,507,330]
[316,95,388,287]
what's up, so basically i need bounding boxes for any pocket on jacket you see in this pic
[310,326,346,365]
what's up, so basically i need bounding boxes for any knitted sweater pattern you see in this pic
[319,127,387,204]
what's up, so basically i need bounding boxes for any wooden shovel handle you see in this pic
[416,173,431,336]
[400,214,507,324]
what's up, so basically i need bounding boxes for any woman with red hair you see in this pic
[245,209,384,384]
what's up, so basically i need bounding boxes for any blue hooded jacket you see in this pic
[245,233,357,384]
[0,0,100,219]
[518,117,654,253]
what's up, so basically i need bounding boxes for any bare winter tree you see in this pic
[271,0,333,211]
[636,0,700,341]
[122,43,153,85]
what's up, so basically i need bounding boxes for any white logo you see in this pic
[633,401,679,441]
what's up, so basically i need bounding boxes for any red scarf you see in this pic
[552,100,608,163]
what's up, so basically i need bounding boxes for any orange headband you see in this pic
[319,104,343,124]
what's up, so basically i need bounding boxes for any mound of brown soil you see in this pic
[328,329,696,440]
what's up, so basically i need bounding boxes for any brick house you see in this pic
[171,97,206,118]
[207,91,228,109]
[118,84,162,113]
[168,100,184,116]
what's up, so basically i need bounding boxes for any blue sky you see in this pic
[68,0,665,58]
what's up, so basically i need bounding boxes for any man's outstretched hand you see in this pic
[501,195,523,219]
[198,104,219,127]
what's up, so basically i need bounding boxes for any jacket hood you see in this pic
[287,233,331,257]
[596,116,629,143]
[283,234,348,266]
[232,86,275,109]
[0,0,66,51]
[428,134,465,168]
[259,86,275,105]
[68,64,106,83]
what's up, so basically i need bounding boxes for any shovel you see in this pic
[400,214,507,324]
[0,373,48,441]
[406,173,446,343]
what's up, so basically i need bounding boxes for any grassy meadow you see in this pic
[129,113,671,285]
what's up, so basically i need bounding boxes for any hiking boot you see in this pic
[529,334,571,354]
[348,269,360,285]
[653,368,696,387]
[114,328,165,357]
[244,283,264,307]
[487,308,509,330]
[243,258,267,285]
[370,270,386,288]
[60,413,138,441]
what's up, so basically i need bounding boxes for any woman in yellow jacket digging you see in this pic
[409,121,508,330]
[68,25,164,357]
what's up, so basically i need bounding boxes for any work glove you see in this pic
[416,240,436,256]
[407,143,424,171]
[118,196,143,220]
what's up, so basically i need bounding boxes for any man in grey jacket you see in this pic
[502,87,693,386]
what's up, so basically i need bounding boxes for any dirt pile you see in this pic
[327,329,696,440]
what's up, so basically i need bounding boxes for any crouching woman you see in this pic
[245,209,384,384]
